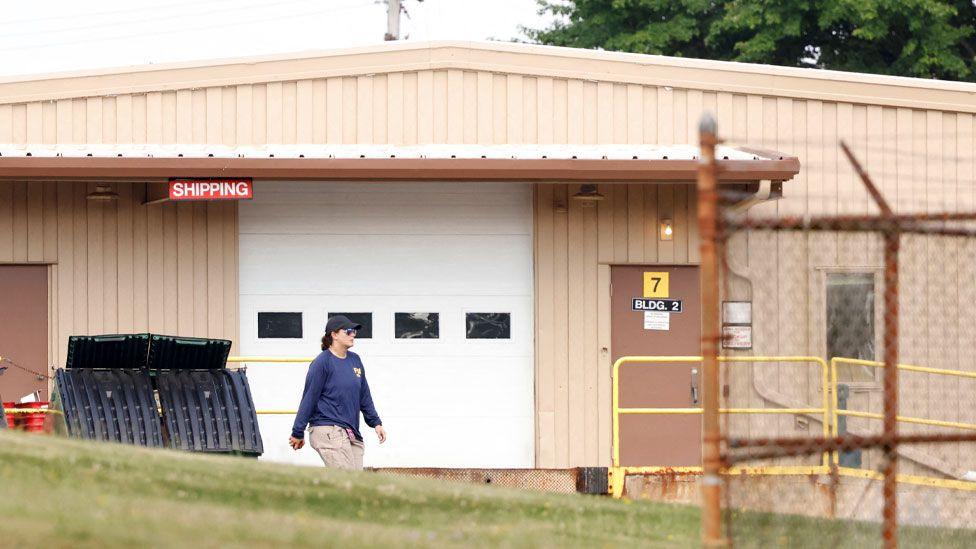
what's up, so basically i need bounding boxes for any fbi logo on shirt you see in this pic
[353,367,362,377]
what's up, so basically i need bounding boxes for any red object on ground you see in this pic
[2,402,17,429]
[15,401,48,433]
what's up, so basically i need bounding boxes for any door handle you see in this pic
[690,368,700,405]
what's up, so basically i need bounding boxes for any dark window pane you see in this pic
[466,313,511,339]
[258,312,303,339]
[395,313,439,339]
[327,312,373,339]
[827,273,875,382]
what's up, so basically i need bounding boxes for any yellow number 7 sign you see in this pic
[643,272,670,298]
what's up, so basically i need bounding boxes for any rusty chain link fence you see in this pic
[701,123,976,546]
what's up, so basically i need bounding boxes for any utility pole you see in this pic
[385,0,401,41]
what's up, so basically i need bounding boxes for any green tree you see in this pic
[525,0,976,81]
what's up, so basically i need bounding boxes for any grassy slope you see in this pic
[0,431,973,548]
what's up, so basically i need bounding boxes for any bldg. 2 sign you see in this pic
[632,298,683,312]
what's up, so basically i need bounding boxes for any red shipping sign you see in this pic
[169,179,253,200]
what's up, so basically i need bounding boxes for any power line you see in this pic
[0,0,238,27]
[0,2,378,53]
[0,0,369,41]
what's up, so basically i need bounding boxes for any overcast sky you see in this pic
[0,0,555,77]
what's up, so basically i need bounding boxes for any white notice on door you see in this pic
[643,311,670,331]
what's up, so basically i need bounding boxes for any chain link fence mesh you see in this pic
[718,212,976,545]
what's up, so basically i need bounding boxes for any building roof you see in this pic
[1,41,974,112]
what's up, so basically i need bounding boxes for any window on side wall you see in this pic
[826,272,877,383]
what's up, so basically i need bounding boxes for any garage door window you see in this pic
[466,313,511,339]
[395,313,439,339]
[327,312,373,339]
[258,312,303,339]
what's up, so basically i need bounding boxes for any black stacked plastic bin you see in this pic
[54,333,263,456]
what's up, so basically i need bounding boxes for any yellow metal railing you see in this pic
[225,354,976,497]
[227,357,314,364]
[227,356,313,416]
[609,355,830,498]
[612,355,831,469]
[830,357,976,465]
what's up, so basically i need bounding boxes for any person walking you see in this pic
[288,315,386,469]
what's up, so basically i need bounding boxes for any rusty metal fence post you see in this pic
[698,113,726,547]
[839,143,901,548]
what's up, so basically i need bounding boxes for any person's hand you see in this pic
[289,436,305,450]
[375,425,387,443]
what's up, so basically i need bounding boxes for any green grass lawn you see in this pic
[0,430,973,548]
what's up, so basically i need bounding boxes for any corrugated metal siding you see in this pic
[0,181,239,368]
[534,183,698,467]
[0,50,974,468]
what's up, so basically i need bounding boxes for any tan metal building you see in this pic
[0,41,974,472]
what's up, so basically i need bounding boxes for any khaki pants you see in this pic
[309,425,364,470]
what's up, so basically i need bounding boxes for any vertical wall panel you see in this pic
[492,74,507,144]
[130,95,146,144]
[521,77,537,145]
[102,97,117,144]
[222,87,237,146]
[252,84,267,145]
[386,73,404,145]
[26,102,42,144]
[117,184,134,332]
[282,82,297,145]
[534,184,555,467]
[552,185,570,466]
[552,79,567,144]
[567,188,586,466]
[236,85,253,146]
[0,104,12,143]
[115,95,132,144]
[0,182,13,261]
[506,75,523,144]
[132,184,149,333]
[432,72,448,143]
[372,75,388,144]
[312,79,327,144]
[417,72,434,143]
[357,76,373,144]
[86,188,105,334]
[266,82,283,145]
[462,71,478,144]
[207,87,223,145]
[102,197,119,333]
[26,181,43,262]
[401,73,418,145]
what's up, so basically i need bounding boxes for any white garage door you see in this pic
[239,181,534,468]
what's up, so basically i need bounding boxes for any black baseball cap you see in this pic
[325,315,362,334]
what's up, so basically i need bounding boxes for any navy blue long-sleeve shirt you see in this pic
[290,350,382,441]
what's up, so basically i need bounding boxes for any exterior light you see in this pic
[571,184,604,206]
[660,218,673,241]
[86,184,119,201]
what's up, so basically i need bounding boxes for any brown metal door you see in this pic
[612,265,701,466]
[0,266,48,402]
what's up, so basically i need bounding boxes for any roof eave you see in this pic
[0,156,800,183]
